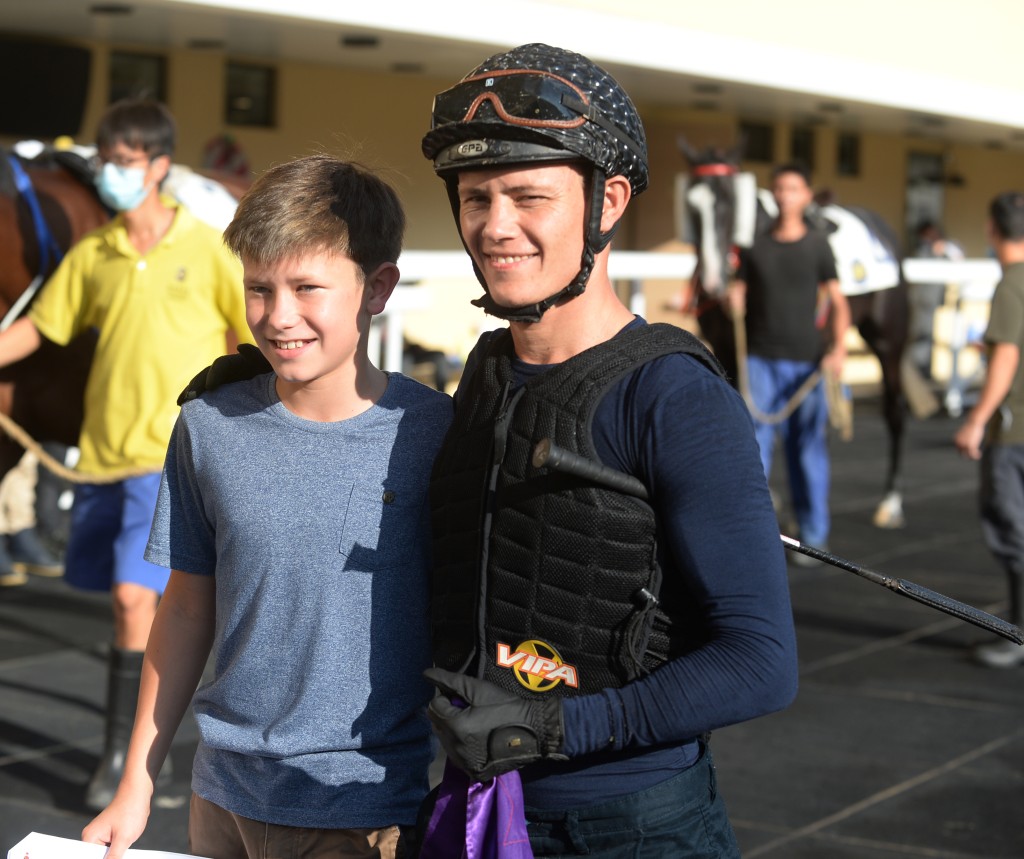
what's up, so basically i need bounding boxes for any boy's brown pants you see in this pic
[189,793,408,859]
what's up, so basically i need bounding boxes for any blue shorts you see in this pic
[64,473,171,594]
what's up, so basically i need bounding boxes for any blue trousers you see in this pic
[525,744,739,858]
[747,355,830,547]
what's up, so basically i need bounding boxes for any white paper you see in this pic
[8,832,210,859]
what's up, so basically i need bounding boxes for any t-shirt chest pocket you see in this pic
[338,481,426,571]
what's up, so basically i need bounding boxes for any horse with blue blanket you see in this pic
[0,146,106,487]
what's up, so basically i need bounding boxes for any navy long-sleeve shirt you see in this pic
[459,319,798,808]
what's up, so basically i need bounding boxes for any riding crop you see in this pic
[531,438,1024,645]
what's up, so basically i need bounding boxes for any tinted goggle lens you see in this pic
[432,71,588,128]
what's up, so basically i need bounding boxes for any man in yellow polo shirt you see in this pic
[0,98,251,810]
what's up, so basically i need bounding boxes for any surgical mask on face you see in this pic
[95,162,150,212]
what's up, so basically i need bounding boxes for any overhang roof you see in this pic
[3,0,1022,150]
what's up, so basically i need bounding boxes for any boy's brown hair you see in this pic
[224,154,405,277]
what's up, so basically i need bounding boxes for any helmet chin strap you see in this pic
[447,167,617,324]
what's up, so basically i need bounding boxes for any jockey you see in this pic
[418,42,799,857]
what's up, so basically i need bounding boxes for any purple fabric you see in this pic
[419,760,533,859]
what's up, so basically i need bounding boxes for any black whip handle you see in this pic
[535,439,1024,645]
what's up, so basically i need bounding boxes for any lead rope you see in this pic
[0,411,155,484]
[731,301,821,425]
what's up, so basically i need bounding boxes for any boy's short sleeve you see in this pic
[145,410,217,575]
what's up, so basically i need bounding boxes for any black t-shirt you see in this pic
[738,229,838,362]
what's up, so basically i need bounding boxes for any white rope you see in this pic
[0,273,44,332]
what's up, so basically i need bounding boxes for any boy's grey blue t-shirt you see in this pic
[145,371,452,829]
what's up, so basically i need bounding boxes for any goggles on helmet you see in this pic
[431,68,645,164]
[432,69,591,130]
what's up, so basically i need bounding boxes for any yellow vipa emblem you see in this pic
[496,640,579,691]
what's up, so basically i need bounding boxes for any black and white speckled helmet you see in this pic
[422,43,648,322]
[423,43,648,196]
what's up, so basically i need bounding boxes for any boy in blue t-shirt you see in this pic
[82,154,452,859]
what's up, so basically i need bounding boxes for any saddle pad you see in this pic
[821,204,900,295]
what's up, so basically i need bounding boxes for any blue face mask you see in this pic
[95,162,151,212]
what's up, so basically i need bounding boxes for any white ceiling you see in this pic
[3,0,1023,151]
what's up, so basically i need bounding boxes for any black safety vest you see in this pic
[429,323,725,699]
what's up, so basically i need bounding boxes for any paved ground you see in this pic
[1,404,1022,857]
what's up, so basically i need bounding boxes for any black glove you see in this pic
[177,343,272,405]
[424,666,567,782]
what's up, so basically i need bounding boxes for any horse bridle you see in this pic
[4,154,66,331]
[690,162,737,178]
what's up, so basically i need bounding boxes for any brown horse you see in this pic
[678,142,911,529]
[0,147,248,488]
[0,148,106,483]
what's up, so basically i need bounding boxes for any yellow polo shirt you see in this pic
[30,200,252,477]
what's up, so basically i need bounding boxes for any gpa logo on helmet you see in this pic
[456,140,489,158]
[496,640,579,692]
[852,260,867,283]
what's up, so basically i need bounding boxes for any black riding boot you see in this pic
[85,647,172,811]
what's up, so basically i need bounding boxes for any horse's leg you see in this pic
[697,300,739,387]
[854,289,909,528]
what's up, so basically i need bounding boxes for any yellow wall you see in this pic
[51,41,459,250]
[636,108,1024,257]
[8,36,1024,257]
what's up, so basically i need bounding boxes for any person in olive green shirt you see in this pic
[954,191,1024,668]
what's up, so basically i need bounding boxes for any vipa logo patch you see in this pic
[496,639,578,691]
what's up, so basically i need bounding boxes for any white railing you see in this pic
[900,258,1000,300]
[392,249,698,307]
[902,257,1001,415]
[378,252,1002,414]
[373,250,700,372]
